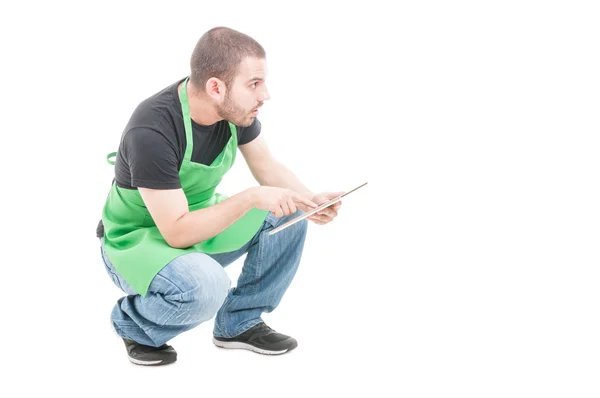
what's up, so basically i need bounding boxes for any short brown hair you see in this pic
[190,27,266,91]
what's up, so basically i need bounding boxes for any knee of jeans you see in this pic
[289,213,308,237]
[164,254,231,323]
[297,216,308,233]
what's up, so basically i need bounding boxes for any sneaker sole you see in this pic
[128,357,163,366]
[127,355,176,366]
[212,338,297,355]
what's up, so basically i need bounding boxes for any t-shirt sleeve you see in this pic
[238,117,262,145]
[121,127,182,189]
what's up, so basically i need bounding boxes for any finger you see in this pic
[287,198,297,215]
[280,199,291,216]
[295,203,311,212]
[275,207,284,218]
[309,211,327,218]
[293,194,318,209]
[309,214,330,223]
[328,192,345,200]
[317,207,337,218]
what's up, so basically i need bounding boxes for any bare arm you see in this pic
[240,135,314,199]
[240,135,344,225]
[139,184,317,249]
[139,187,254,249]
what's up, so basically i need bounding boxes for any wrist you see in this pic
[243,187,258,208]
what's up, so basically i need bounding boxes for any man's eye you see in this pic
[251,82,257,88]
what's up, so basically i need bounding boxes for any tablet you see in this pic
[267,182,368,235]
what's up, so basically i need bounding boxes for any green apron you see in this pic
[102,77,268,296]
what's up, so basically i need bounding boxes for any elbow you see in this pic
[162,214,191,249]
[165,237,185,249]
[162,228,190,249]
[163,233,180,249]
[164,233,190,249]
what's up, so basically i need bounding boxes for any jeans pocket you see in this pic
[108,271,122,290]
[100,247,124,291]
[265,212,280,228]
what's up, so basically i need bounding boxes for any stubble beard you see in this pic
[216,92,254,127]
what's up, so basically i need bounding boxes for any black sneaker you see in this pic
[213,322,298,355]
[122,338,177,366]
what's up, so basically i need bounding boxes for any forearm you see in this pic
[171,189,255,248]
[257,161,314,199]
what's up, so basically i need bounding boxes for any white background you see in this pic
[1,1,599,397]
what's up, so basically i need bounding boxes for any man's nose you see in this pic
[260,86,271,102]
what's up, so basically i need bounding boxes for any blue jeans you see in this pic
[100,212,308,347]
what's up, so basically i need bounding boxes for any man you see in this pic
[97,26,343,366]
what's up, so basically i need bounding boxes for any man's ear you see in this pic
[205,77,226,100]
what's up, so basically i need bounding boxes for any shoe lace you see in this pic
[256,323,275,335]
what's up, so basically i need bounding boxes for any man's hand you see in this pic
[249,186,318,218]
[308,191,345,225]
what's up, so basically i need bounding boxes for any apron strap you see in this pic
[179,77,194,163]
[106,152,117,165]
[228,122,237,145]
[179,77,238,162]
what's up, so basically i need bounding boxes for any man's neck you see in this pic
[179,81,223,126]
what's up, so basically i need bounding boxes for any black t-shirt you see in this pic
[113,77,261,190]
